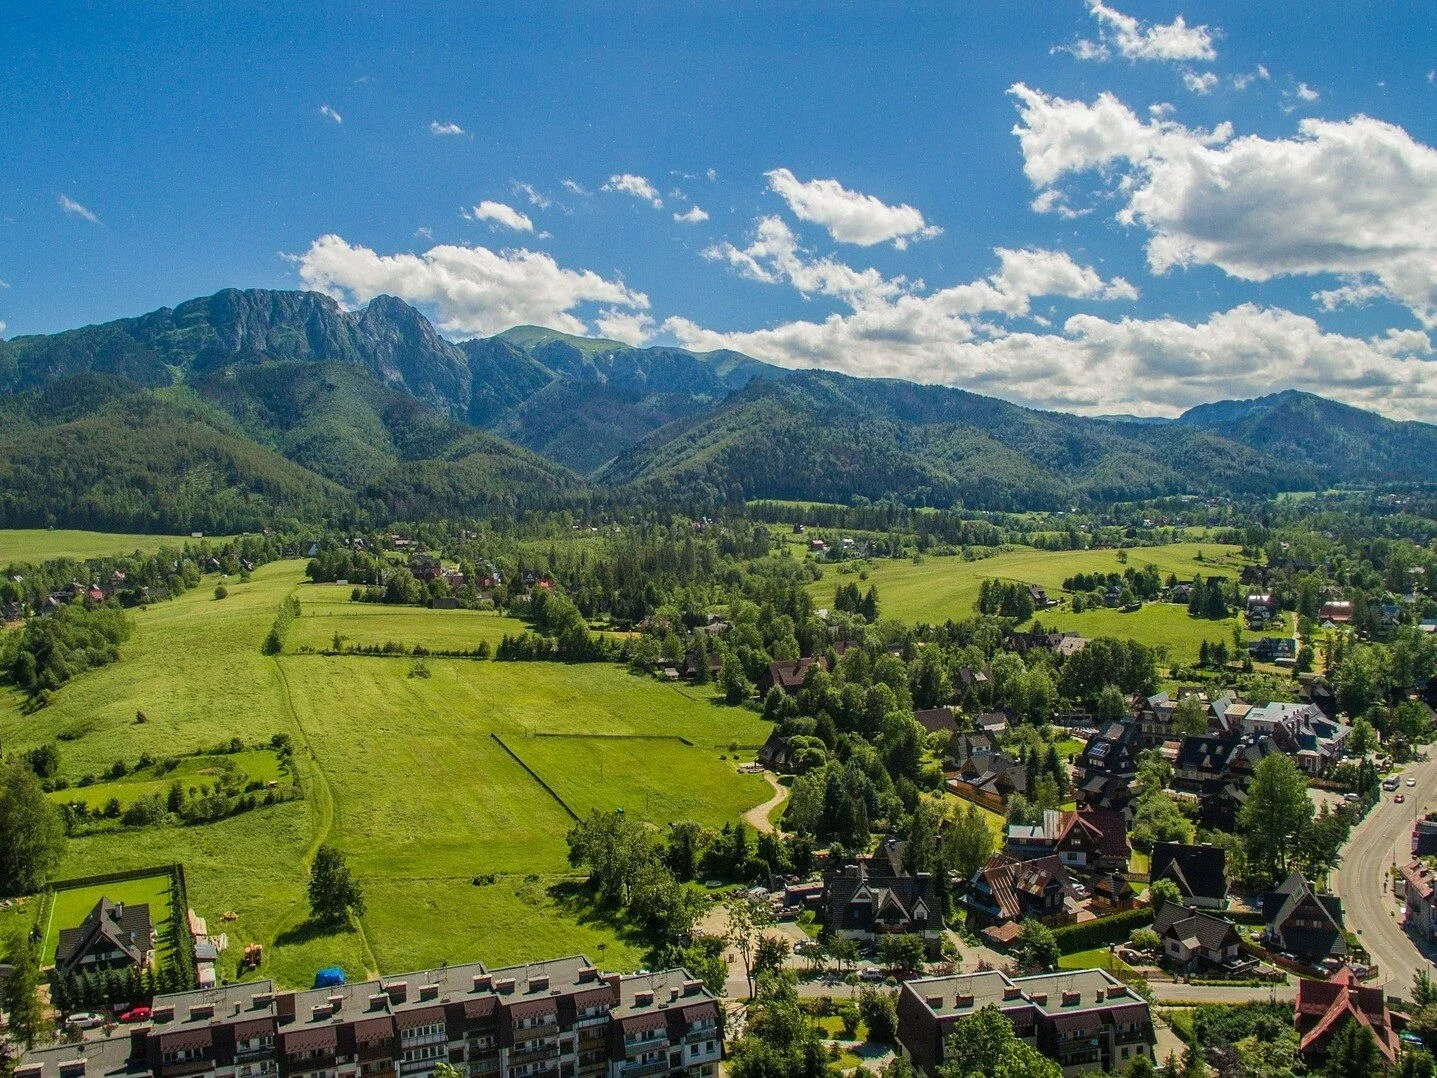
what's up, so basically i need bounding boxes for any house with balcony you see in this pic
[896,968,1155,1077]
[1151,905,1253,977]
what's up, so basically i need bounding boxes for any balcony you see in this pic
[621,1061,670,1078]
[510,1046,562,1066]
[575,1015,610,1030]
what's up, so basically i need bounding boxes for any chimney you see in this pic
[635,991,654,1007]
[956,993,974,1008]
[1061,991,1080,1006]
[58,1062,86,1078]
[152,1005,175,1023]
[495,978,516,995]
[420,985,439,1002]
[329,994,346,1013]
[1002,987,1021,1001]
[233,1001,242,1016]
[926,996,944,1008]
[578,968,598,984]
[311,1006,331,1021]
[1094,990,1105,1003]
[473,975,493,992]
[682,980,702,997]
[130,1028,149,1057]
[385,981,408,1004]
[189,1004,214,1021]
[251,991,274,1009]
[1031,993,1048,1005]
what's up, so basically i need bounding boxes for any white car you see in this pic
[1408,778,1417,787]
[65,1012,104,1030]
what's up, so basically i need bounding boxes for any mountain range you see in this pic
[1,287,1433,531]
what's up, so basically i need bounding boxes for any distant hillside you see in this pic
[599,371,1318,509]
[1177,389,1437,483]
[3,288,1436,527]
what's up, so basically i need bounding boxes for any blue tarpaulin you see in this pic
[313,967,346,988]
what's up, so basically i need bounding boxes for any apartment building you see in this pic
[16,956,721,1078]
[896,968,1155,1078]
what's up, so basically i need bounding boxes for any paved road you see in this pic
[1148,982,1296,1005]
[1331,754,1437,996]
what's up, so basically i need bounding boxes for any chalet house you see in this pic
[54,898,154,977]
[897,968,1156,1077]
[1005,809,1128,873]
[976,711,1008,735]
[949,749,1028,805]
[1135,692,1177,749]
[1262,872,1348,962]
[1027,584,1055,609]
[822,860,944,956]
[757,730,791,772]
[961,854,1076,931]
[1074,721,1142,815]
[1249,637,1297,663]
[17,954,722,1078]
[1006,631,1085,659]
[1294,969,1398,1065]
[1151,905,1251,976]
[1318,600,1353,625]
[956,666,991,697]
[1173,736,1241,793]
[913,708,961,741]
[1400,860,1437,942]
[1413,815,1437,856]
[1149,843,1228,909]
[681,650,722,681]
[757,657,824,696]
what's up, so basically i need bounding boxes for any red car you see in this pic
[1396,793,1407,804]
[119,1006,152,1024]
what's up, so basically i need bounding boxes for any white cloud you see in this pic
[1182,70,1218,94]
[295,234,648,337]
[0,278,10,288]
[513,182,550,208]
[319,104,343,124]
[602,174,663,208]
[764,168,941,249]
[561,179,587,195]
[466,200,535,233]
[429,121,465,136]
[594,309,657,346]
[414,226,434,241]
[705,168,718,182]
[674,205,710,224]
[1064,1,1217,64]
[58,194,100,223]
[1012,83,1437,327]
[1295,82,1319,102]
[664,302,1437,420]
[1231,66,1270,91]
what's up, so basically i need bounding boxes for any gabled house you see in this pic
[913,707,961,740]
[1400,860,1437,942]
[1294,969,1398,1065]
[1005,808,1129,872]
[757,656,824,696]
[822,860,944,955]
[976,711,1009,735]
[1262,872,1347,962]
[757,729,791,773]
[1173,736,1240,794]
[962,854,1075,931]
[1151,904,1251,976]
[1149,843,1228,909]
[1074,721,1142,815]
[54,898,155,977]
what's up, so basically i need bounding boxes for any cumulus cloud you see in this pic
[319,104,343,124]
[1065,0,1217,63]
[602,174,663,208]
[294,234,648,337]
[58,194,100,223]
[466,200,534,233]
[513,182,550,209]
[594,308,657,346]
[1012,83,1437,327]
[1182,70,1218,94]
[664,302,1437,420]
[429,121,465,136]
[764,168,941,249]
[674,205,710,224]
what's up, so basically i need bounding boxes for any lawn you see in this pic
[810,542,1268,666]
[41,873,176,969]
[287,585,531,653]
[3,560,776,987]
[0,528,222,566]
[1057,947,1137,975]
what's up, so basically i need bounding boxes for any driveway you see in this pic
[1330,754,1437,996]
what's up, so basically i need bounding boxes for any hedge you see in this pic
[1052,907,1155,954]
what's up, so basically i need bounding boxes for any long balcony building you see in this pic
[17,956,721,1078]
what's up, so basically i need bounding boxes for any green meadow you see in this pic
[47,750,285,814]
[812,542,1276,665]
[0,528,220,567]
[287,583,530,653]
[2,561,773,987]
[40,873,175,968]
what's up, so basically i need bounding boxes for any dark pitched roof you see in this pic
[1152,904,1241,952]
[823,861,944,936]
[54,898,152,975]
[1264,872,1347,958]
[1067,808,1131,864]
[913,707,960,738]
[1150,842,1228,904]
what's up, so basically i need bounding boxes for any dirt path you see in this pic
[743,770,788,834]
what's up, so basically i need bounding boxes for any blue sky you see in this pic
[3,1,1437,419]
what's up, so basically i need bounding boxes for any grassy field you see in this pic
[0,528,219,566]
[2,561,774,987]
[287,584,531,653]
[41,873,176,968]
[811,542,1275,665]
[48,750,285,814]
[1057,947,1137,975]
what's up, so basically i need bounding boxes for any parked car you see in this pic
[1344,792,1360,802]
[860,967,887,981]
[119,1006,152,1023]
[64,1012,104,1030]
[1396,793,1406,803]
[1408,777,1417,787]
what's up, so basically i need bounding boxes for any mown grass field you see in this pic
[287,584,530,653]
[812,542,1276,665]
[0,528,221,566]
[2,561,773,987]
[41,873,175,968]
